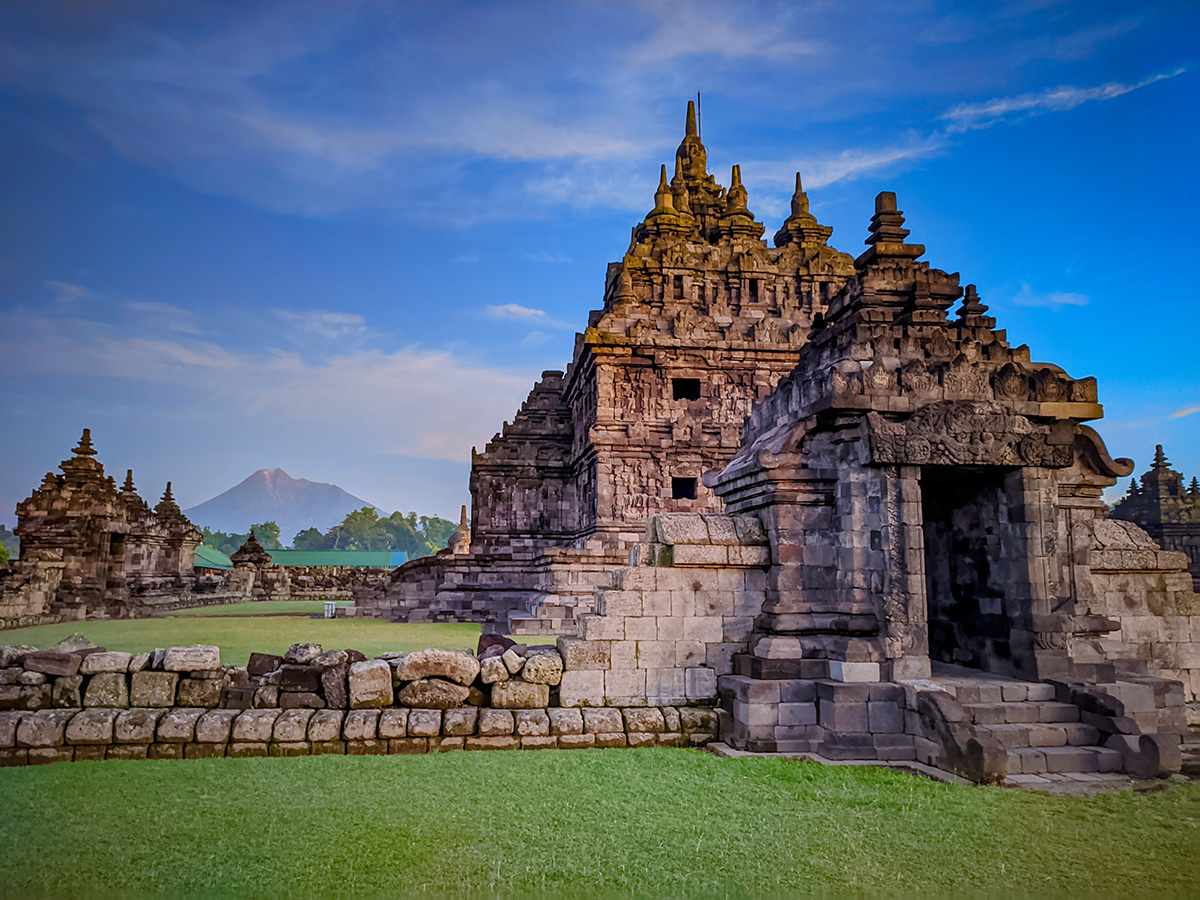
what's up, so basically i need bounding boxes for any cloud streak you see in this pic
[1010,283,1089,309]
[941,68,1188,132]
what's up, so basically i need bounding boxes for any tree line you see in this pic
[200,507,457,560]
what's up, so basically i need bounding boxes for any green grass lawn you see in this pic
[0,750,1194,899]
[0,617,489,665]
[164,600,340,616]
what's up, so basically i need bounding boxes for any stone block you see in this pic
[635,641,675,669]
[114,709,162,743]
[480,656,509,684]
[641,590,672,617]
[557,733,594,749]
[105,744,147,760]
[52,675,83,708]
[280,691,324,710]
[624,617,657,641]
[23,652,80,677]
[626,732,657,748]
[29,747,74,765]
[675,641,705,668]
[645,668,686,704]
[397,678,470,709]
[64,709,117,745]
[520,735,558,749]
[478,709,514,735]
[596,732,627,748]
[522,652,564,686]
[582,708,625,734]
[347,738,387,755]
[828,661,881,683]
[270,709,315,743]
[502,648,526,674]
[83,673,128,708]
[177,678,222,708]
[819,700,869,733]
[266,742,308,758]
[162,646,220,672]
[79,651,134,674]
[130,672,178,708]
[867,701,904,733]
[232,709,282,742]
[227,742,269,758]
[673,545,728,566]
[344,709,382,740]
[514,709,550,736]
[321,663,349,709]
[253,686,279,709]
[187,709,236,743]
[280,665,322,693]
[464,735,520,751]
[157,708,206,742]
[395,649,480,686]
[219,685,256,710]
[387,738,429,754]
[600,591,643,617]
[406,709,442,737]
[604,669,646,706]
[308,710,345,742]
[442,707,477,736]
[558,639,611,671]
[656,514,709,545]
[545,708,582,735]
[378,708,409,739]
[490,681,550,709]
[684,667,718,700]
[623,708,665,733]
[581,616,624,641]
[247,653,283,676]
[283,643,323,665]
[349,660,394,709]
[432,736,464,752]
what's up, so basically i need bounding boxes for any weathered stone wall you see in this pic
[0,637,718,767]
[1084,519,1200,721]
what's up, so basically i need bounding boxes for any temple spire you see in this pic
[650,164,675,214]
[73,428,97,458]
[675,100,708,181]
[856,191,925,268]
[161,482,174,503]
[122,469,136,493]
[725,165,749,214]
[1189,476,1199,498]
[685,99,698,137]
[1153,445,1169,469]
[791,172,809,217]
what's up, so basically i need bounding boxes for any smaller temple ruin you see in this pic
[1110,446,1200,590]
[0,431,220,626]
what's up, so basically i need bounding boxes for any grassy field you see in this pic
[0,617,490,665]
[163,600,340,617]
[0,749,1195,899]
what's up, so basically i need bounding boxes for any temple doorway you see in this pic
[921,466,1029,675]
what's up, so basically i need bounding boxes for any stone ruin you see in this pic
[0,430,237,627]
[1110,445,1200,590]
[352,103,1198,781]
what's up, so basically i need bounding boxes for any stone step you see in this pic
[1005,745,1122,776]
[964,701,1079,726]
[947,681,1057,704]
[977,722,1100,749]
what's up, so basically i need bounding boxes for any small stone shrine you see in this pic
[1110,446,1200,590]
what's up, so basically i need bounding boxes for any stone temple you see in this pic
[1110,446,1200,591]
[350,103,1200,772]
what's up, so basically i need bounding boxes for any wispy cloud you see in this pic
[45,280,97,305]
[941,68,1188,132]
[521,250,572,264]
[485,303,573,330]
[631,0,821,63]
[1170,405,1200,420]
[1011,283,1089,309]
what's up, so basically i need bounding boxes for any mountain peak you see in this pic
[185,469,375,546]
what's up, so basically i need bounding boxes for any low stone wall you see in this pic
[0,703,716,765]
[0,638,717,767]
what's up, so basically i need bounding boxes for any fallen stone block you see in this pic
[51,675,83,709]
[283,643,323,665]
[247,653,283,677]
[522,652,564,686]
[162,646,220,672]
[502,648,525,675]
[23,651,81,678]
[395,649,480,686]
[176,678,222,708]
[348,660,394,709]
[280,692,324,710]
[280,665,322,693]
[321,664,349,709]
[80,651,134,675]
[480,656,509,684]
[219,685,255,710]
[312,649,348,668]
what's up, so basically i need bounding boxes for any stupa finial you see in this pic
[122,469,135,493]
[1153,445,1169,469]
[73,428,97,458]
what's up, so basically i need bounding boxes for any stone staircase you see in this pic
[929,664,1122,779]
[507,544,630,637]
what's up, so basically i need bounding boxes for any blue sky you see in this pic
[1,0,1197,530]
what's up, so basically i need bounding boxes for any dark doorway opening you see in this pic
[921,466,1026,674]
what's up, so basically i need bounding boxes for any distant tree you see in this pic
[0,525,17,560]
[0,541,9,567]
[417,515,457,553]
[250,521,283,550]
[201,527,247,557]
[292,527,332,551]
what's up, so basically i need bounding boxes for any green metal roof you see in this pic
[194,545,234,570]
[265,549,407,568]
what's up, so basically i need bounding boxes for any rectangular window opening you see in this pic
[748,278,760,302]
[672,477,698,500]
[672,378,701,401]
[673,274,684,299]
